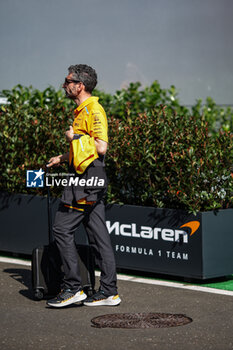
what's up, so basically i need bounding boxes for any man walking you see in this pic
[47,64,121,308]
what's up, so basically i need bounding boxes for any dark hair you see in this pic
[68,64,97,93]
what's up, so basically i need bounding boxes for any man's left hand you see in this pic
[65,126,74,142]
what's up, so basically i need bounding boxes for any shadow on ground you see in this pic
[3,267,35,300]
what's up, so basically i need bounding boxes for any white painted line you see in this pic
[0,257,31,266]
[96,271,233,297]
[117,274,233,296]
[1,257,233,296]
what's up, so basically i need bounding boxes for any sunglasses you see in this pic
[63,78,80,85]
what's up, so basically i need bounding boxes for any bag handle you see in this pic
[45,165,53,244]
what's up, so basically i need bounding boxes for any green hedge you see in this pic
[0,83,232,213]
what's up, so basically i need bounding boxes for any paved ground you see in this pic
[0,261,233,350]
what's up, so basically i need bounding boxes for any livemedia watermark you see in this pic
[26,168,105,188]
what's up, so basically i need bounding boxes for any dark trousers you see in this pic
[53,200,117,296]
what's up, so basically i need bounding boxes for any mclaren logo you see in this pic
[106,220,200,244]
[180,221,200,236]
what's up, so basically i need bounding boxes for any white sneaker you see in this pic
[83,290,121,306]
[47,289,87,308]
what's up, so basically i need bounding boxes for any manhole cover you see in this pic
[91,313,192,329]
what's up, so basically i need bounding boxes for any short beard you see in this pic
[65,90,76,100]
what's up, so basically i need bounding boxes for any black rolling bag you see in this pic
[31,170,95,300]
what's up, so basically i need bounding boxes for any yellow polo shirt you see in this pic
[67,96,108,210]
[73,96,108,143]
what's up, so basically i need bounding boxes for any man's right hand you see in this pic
[47,155,62,168]
[47,152,70,168]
